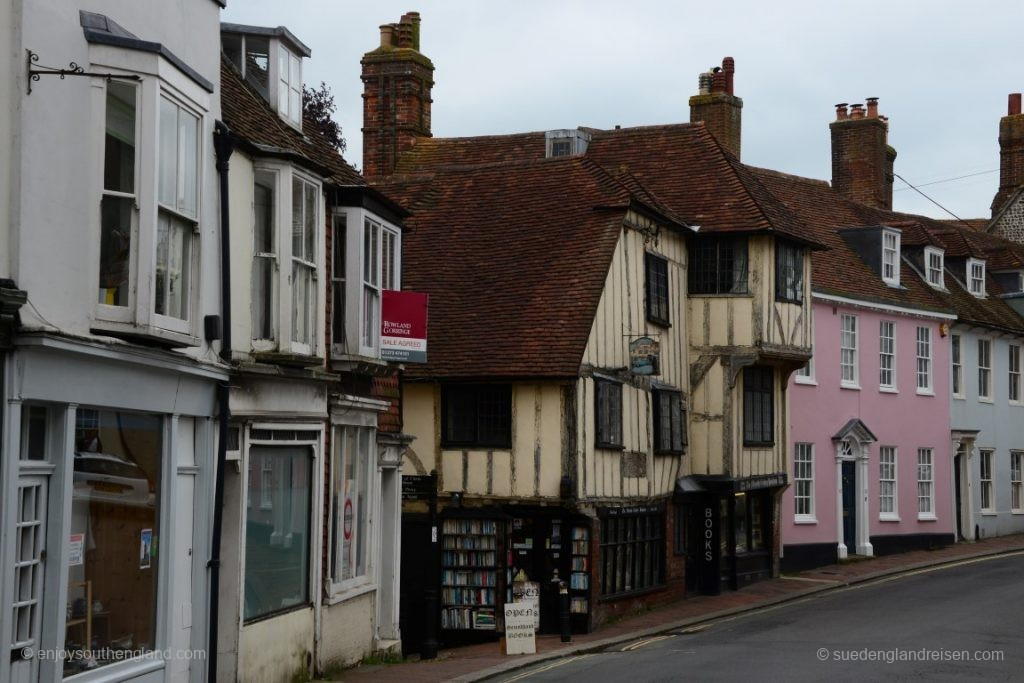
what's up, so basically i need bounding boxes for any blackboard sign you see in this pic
[402,474,435,500]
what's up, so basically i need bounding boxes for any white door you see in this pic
[9,476,48,683]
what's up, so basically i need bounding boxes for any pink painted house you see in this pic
[750,102,960,569]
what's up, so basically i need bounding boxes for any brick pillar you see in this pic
[361,12,435,179]
[689,57,743,158]
[992,93,1024,217]
[830,98,895,210]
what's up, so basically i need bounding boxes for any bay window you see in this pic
[98,81,137,310]
[252,171,277,342]
[292,177,318,349]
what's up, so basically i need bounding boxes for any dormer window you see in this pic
[223,33,270,98]
[881,230,900,286]
[967,258,986,297]
[924,247,944,289]
[545,129,591,158]
[278,46,302,126]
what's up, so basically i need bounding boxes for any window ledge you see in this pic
[91,319,199,349]
[794,377,817,386]
[1010,400,1024,407]
[917,514,937,522]
[252,351,325,368]
[916,389,935,397]
[840,383,861,391]
[1011,510,1024,515]
[978,397,995,404]
[793,517,817,525]
[596,443,626,451]
[980,511,998,517]
[953,394,966,401]
[879,386,898,394]
[689,293,752,299]
[879,515,901,522]
[325,579,377,606]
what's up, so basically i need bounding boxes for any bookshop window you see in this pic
[442,384,512,448]
[64,409,162,678]
[599,511,664,597]
[244,446,312,621]
[734,492,768,554]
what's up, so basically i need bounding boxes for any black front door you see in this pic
[954,453,964,540]
[399,514,431,655]
[841,461,856,552]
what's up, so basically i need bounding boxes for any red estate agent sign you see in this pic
[381,290,428,363]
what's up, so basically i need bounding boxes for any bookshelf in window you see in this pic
[440,517,504,631]
[569,524,591,622]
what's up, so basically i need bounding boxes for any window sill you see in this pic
[879,515,901,522]
[916,389,935,397]
[91,319,199,349]
[595,443,626,451]
[793,516,817,525]
[879,386,898,394]
[689,293,752,299]
[441,443,512,451]
[794,377,817,386]
[645,315,671,329]
[325,579,377,606]
[953,394,966,401]
[980,511,998,517]
[917,514,937,522]
[1010,401,1024,407]
[1012,510,1024,515]
[840,383,861,391]
[251,351,325,368]
[978,397,994,404]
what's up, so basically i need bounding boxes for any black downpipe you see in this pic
[209,120,235,682]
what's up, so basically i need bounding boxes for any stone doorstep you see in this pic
[450,539,1024,683]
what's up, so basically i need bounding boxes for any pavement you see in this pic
[330,534,1024,682]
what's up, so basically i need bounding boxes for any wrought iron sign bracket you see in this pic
[26,49,141,95]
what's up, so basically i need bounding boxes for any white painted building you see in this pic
[0,1,227,682]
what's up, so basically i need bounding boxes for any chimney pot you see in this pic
[690,56,742,158]
[722,57,735,95]
[835,103,849,120]
[866,97,879,118]
[850,103,865,119]
[698,72,713,95]
[1010,93,1022,116]
[379,24,394,48]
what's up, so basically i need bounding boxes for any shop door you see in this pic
[506,516,563,634]
[841,462,856,552]
[9,475,49,683]
[954,452,964,540]
[399,514,430,655]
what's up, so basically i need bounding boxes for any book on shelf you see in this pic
[570,572,589,590]
[571,556,588,571]
[571,526,589,541]
[442,519,497,535]
[570,597,589,614]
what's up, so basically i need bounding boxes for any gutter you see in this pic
[209,120,235,682]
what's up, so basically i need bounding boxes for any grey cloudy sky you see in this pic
[223,1,1023,220]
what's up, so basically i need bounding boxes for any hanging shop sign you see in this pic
[629,336,660,375]
[381,290,428,363]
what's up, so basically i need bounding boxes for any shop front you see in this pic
[675,474,785,595]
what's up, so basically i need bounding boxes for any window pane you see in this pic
[356,429,371,576]
[252,257,274,340]
[303,182,316,262]
[289,88,301,123]
[98,196,132,306]
[104,82,136,194]
[292,177,303,258]
[362,286,379,348]
[244,36,270,95]
[293,263,311,344]
[244,446,311,620]
[158,97,177,208]
[178,109,198,217]
[155,213,190,320]
[290,54,301,89]
[254,173,275,254]
[66,410,161,677]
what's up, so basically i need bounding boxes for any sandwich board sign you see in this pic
[504,604,537,655]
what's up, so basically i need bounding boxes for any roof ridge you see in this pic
[744,165,831,187]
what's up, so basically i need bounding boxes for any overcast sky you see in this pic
[223,1,1023,220]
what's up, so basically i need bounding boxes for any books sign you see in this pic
[629,336,659,375]
[381,290,428,363]
[504,604,537,655]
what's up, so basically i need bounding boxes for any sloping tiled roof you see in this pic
[377,156,652,379]
[219,55,364,187]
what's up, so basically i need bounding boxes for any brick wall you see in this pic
[829,100,893,210]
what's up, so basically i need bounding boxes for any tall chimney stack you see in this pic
[361,12,434,178]
[689,57,743,158]
[992,92,1024,217]
[830,97,896,210]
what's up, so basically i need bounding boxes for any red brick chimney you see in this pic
[992,93,1024,216]
[361,12,434,178]
[689,57,742,158]
[830,97,897,210]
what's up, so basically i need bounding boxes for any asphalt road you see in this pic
[496,553,1024,682]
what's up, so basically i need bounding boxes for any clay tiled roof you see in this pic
[377,156,669,379]
[939,217,991,232]
[219,55,364,187]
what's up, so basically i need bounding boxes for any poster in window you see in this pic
[140,528,153,569]
[381,290,428,363]
[68,533,85,566]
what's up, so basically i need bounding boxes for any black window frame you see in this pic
[645,252,670,327]
[653,389,687,454]
[689,236,749,295]
[441,384,512,449]
[599,511,665,597]
[775,240,805,303]
[742,366,774,446]
[594,379,623,450]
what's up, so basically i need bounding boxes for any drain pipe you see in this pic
[209,120,235,682]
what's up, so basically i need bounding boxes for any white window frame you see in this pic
[979,449,994,513]
[879,446,898,520]
[291,175,319,355]
[840,314,859,388]
[250,163,324,356]
[917,447,935,520]
[795,321,816,385]
[91,56,211,345]
[277,44,303,126]
[793,443,815,522]
[1011,451,1023,514]
[952,334,964,399]
[1010,344,1022,405]
[879,320,896,392]
[332,207,401,360]
[978,338,993,402]
[916,325,933,395]
[251,169,279,348]
[882,229,900,287]
[924,247,944,289]
[967,258,986,297]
